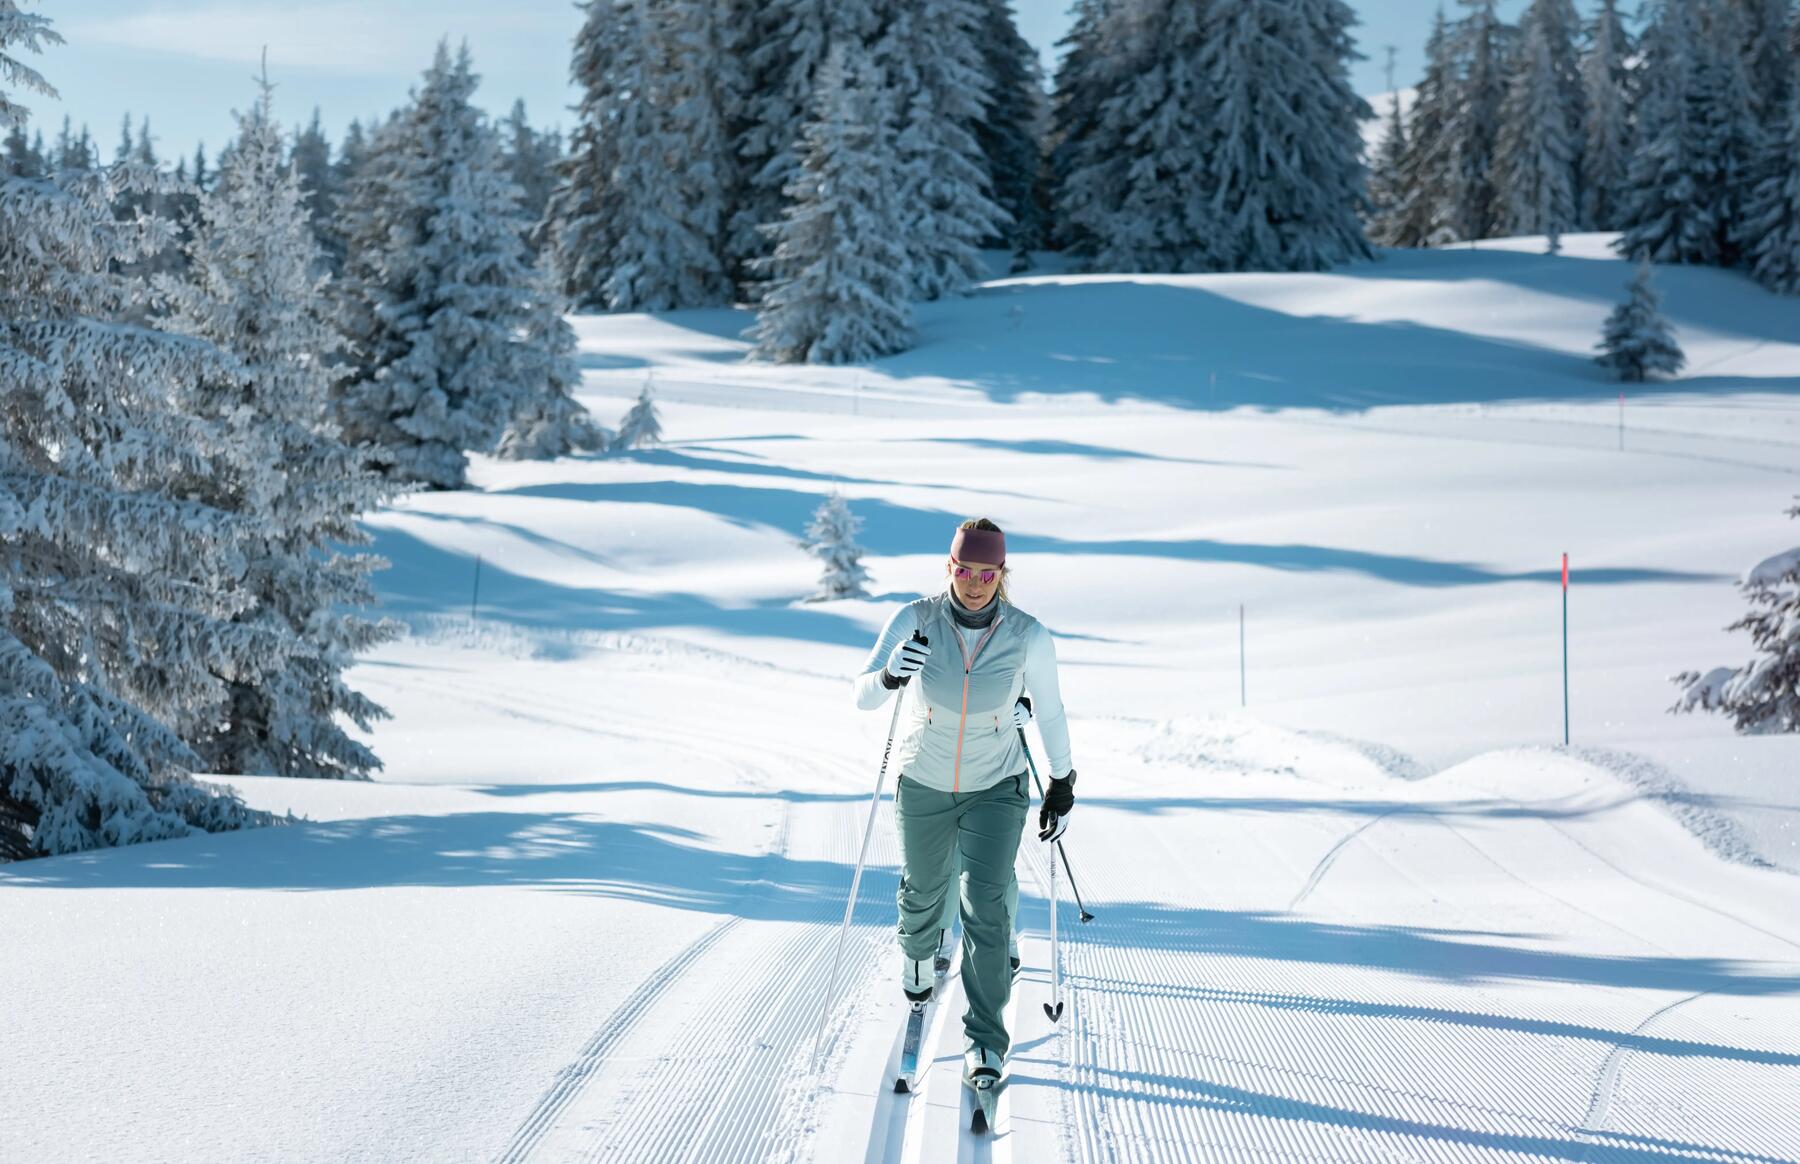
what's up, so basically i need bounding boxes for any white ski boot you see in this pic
[964,1045,1003,1132]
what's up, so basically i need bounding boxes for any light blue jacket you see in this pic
[854,594,1073,793]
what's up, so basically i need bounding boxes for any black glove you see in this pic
[1038,769,1075,842]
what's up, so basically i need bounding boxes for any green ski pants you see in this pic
[895,772,1028,1057]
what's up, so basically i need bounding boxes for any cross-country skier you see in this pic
[854,518,1077,1092]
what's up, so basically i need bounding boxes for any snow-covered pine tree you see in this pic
[803,491,871,600]
[1693,0,1764,267]
[1739,0,1794,120]
[1449,0,1516,242]
[1740,51,1800,293]
[2,8,277,857]
[604,0,744,310]
[334,43,545,489]
[1595,260,1686,380]
[613,383,663,449]
[1494,0,1582,246]
[728,0,882,287]
[156,76,401,780]
[546,0,633,309]
[499,256,608,459]
[874,0,1007,298]
[1047,0,1123,257]
[1617,0,1721,264]
[1672,496,1800,733]
[1198,0,1374,271]
[501,99,560,245]
[2,119,40,176]
[290,107,342,273]
[1053,0,1165,264]
[1579,0,1632,230]
[973,0,1047,266]
[749,41,913,364]
[1071,0,1216,273]
[1392,7,1463,247]
[1365,87,1410,246]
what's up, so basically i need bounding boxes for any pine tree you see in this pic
[1580,0,1632,229]
[1392,7,1463,247]
[1053,0,1163,261]
[1198,0,1373,272]
[1495,0,1582,245]
[613,384,664,449]
[875,0,1007,298]
[1739,0,1794,119]
[803,491,871,600]
[1740,54,1800,292]
[728,0,882,285]
[499,256,608,459]
[547,0,634,308]
[156,75,401,780]
[2,9,278,857]
[501,99,561,246]
[1449,0,1516,242]
[1672,496,1800,734]
[290,108,342,273]
[1595,261,1686,380]
[2,119,40,176]
[749,42,913,364]
[972,0,1047,265]
[1693,0,1764,267]
[1618,0,1720,263]
[334,43,546,489]
[1366,87,1410,246]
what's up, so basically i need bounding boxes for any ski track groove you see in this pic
[1285,808,1410,912]
[496,916,745,1164]
[1574,990,1708,1160]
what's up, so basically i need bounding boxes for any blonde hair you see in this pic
[950,517,1012,604]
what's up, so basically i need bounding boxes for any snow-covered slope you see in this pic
[3,242,1797,1162]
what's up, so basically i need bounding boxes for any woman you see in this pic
[853,518,1077,1088]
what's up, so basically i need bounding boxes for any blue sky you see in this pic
[23,1,1534,159]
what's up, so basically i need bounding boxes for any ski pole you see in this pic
[810,632,926,1076]
[1045,807,1064,1023]
[1017,729,1096,923]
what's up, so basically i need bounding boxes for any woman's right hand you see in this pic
[885,634,931,681]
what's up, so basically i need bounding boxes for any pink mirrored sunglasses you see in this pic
[952,563,1000,585]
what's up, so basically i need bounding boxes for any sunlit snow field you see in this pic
[4,237,1798,1163]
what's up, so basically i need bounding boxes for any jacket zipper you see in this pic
[951,615,1002,792]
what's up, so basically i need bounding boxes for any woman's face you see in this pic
[949,558,1001,611]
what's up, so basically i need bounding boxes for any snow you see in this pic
[5,239,1800,1161]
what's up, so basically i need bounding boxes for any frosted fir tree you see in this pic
[874,0,1007,299]
[1740,0,1794,121]
[334,43,544,489]
[1740,56,1800,294]
[1579,0,1632,230]
[546,0,635,308]
[1393,7,1464,247]
[156,75,403,781]
[748,43,914,364]
[290,107,343,274]
[1053,0,1171,264]
[728,0,882,285]
[972,0,1047,265]
[1047,0,1125,258]
[1494,0,1582,246]
[499,257,608,459]
[1690,0,1764,268]
[2,10,277,857]
[1595,261,1685,381]
[1449,0,1516,243]
[1197,0,1373,272]
[1672,497,1800,734]
[1365,87,1410,247]
[1077,0,1219,273]
[803,491,872,600]
[603,0,743,310]
[501,99,560,243]
[613,384,663,449]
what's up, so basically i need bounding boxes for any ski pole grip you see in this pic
[911,630,928,648]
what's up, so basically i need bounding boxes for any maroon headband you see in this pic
[950,525,1005,566]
